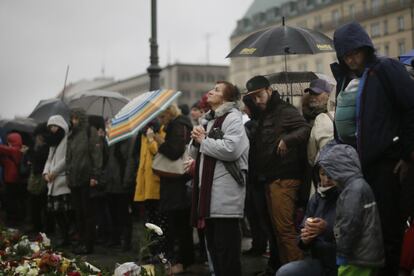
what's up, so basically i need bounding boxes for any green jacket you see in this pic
[66,109,103,188]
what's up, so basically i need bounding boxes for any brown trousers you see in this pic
[266,179,303,264]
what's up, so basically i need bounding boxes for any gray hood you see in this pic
[47,115,69,134]
[317,144,363,189]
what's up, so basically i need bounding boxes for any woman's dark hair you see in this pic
[88,115,105,130]
[217,80,240,102]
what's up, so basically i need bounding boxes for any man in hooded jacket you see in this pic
[331,21,414,275]
[66,108,103,254]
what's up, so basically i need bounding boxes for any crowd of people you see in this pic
[0,21,414,276]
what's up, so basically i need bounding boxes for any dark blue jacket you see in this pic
[331,22,414,167]
[298,186,338,273]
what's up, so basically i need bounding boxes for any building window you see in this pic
[371,0,380,14]
[383,20,388,35]
[315,59,324,73]
[297,20,307,28]
[349,4,355,18]
[195,73,204,82]
[259,12,266,22]
[332,10,340,26]
[206,74,215,83]
[397,16,405,31]
[371,22,381,37]
[362,0,367,14]
[217,75,226,81]
[306,0,315,7]
[398,40,406,55]
[314,16,322,29]
[180,72,191,82]
[384,43,390,56]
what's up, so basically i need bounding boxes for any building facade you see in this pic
[57,77,115,101]
[97,63,229,107]
[229,0,414,89]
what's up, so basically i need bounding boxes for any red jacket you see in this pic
[0,133,23,183]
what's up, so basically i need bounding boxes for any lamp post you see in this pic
[147,0,162,91]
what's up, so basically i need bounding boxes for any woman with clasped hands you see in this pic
[188,81,249,276]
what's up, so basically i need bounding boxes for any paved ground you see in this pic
[79,231,267,275]
[60,222,268,275]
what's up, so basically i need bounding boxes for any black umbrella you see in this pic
[226,18,334,58]
[227,18,334,101]
[263,72,336,102]
[266,71,335,85]
[0,117,38,134]
[29,98,70,123]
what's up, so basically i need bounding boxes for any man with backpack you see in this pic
[331,21,414,276]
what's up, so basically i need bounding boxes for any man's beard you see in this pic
[303,100,328,121]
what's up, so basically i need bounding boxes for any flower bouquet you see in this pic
[0,226,105,275]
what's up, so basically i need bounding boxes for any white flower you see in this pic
[17,237,30,248]
[145,223,163,236]
[114,262,141,276]
[30,242,40,253]
[157,253,168,264]
[39,232,51,247]
[84,261,101,273]
[27,268,39,276]
[15,263,30,274]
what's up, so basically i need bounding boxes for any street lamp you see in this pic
[147,0,162,91]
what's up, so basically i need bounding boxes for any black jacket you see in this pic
[66,109,103,187]
[103,136,137,195]
[28,144,49,175]
[319,144,384,267]
[158,115,192,211]
[254,92,310,181]
[331,22,414,166]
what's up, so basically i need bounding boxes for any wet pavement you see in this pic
[70,222,268,275]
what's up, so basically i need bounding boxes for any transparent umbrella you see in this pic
[67,90,130,119]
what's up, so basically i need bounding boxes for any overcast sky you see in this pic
[0,0,252,119]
